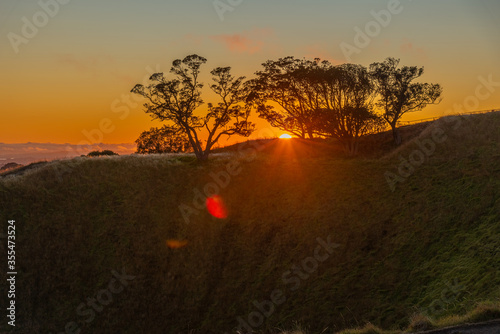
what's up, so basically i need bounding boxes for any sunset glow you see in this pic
[279,134,292,139]
[0,1,499,155]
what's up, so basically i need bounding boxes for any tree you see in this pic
[312,63,382,154]
[131,54,255,161]
[248,56,323,139]
[249,57,381,154]
[135,125,190,154]
[87,150,119,157]
[370,57,443,145]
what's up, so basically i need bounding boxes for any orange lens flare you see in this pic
[166,239,188,249]
[206,195,228,219]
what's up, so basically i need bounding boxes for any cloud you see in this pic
[400,39,427,61]
[210,28,273,54]
[56,54,114,73]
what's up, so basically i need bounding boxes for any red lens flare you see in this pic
[206,195,228,219]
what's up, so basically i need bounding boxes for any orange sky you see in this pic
[1,0,499,145]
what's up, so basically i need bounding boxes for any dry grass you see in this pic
[407,313,435,332]
[336,323,399,334]
[338,301,500,333]
[434,301,500,328]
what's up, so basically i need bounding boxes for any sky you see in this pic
[0,0,499,147]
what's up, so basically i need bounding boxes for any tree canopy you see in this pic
[132,54,255,161]
[248,56,322,139]
[132,55,443,157]
[87,150,118,157]
[135,125,190,154]
[370,57,443,145]
[312,63,383,154]
[249,57,382,154]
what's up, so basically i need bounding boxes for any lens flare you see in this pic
[166,239,188,249]
[206,195,228,219]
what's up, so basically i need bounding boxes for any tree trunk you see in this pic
[193,150,209,162]
[197,152,209,162]
[391,124,402,146]
[346,139,358,156]
[307,127,314,139]
[341,138,358,156]
[350,139,358,156]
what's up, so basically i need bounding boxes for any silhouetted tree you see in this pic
[250,57,381,154]
[132,55,255,161]
[135,125,190,154]
[312,63,382,154]
[87,150,118,157]
[248,57,323,139]
[370,57,443,145]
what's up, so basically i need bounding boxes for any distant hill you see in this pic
[0,111,499,334]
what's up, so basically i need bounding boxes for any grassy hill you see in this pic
[1,112,499,333]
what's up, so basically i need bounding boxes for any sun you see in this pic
[279,134,292,139]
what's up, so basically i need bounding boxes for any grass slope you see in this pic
[0,112,499,334]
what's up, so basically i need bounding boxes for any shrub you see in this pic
[87,150,119,157]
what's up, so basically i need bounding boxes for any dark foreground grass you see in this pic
[0,112,499,334]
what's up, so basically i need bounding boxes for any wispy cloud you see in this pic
[56,54,114,73]
[400,39,427,61]
[210,28,274,54]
